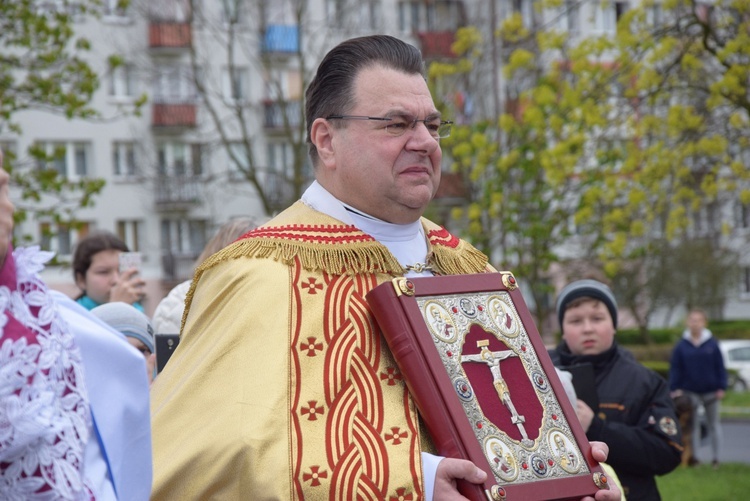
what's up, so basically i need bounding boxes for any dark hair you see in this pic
[72,230,129,284]
[305,35,425,165]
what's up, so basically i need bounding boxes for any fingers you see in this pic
[589,441,609,463]
[437,458,487,484]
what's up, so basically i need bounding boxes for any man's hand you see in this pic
[580,442,621,501]
[433,458,486,501]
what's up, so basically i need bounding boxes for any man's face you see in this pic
[316,65,442,224]
[561,299,616,356]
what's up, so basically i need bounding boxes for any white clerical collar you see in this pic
[301,181,431,276]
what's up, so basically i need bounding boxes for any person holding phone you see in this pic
[72,230,146,311]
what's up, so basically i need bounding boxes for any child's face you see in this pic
[127,337,152,358]
[562,299,616,356]
[75,249,121,305]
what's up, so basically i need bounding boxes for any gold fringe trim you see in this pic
[181,225,490,332]
[431,240,489,276]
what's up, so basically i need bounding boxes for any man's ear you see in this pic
[310,118,336,169]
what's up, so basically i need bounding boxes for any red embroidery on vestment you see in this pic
[239,224,377,244]
[301,277,324,294]
[389,487,414,501]
[427,227,460,248]
[385,427,408,445]
[302,466,328,487]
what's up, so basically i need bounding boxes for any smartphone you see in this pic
[156,334,181,373]
[118,251,142,274]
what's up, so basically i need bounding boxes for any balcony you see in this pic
[149,21,192,49]
[152,103,197,128]
[263,99,302,131]
[262,25,299,55]
[417,31,456,59]
[154,175,202,210]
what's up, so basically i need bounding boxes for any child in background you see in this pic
[92,301,157,383]
[72,230,146,311]
[550,279,681,501]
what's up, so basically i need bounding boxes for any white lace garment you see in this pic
[0,246,93,500]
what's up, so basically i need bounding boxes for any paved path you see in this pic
[692,419,750,464]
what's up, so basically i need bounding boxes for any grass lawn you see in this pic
[656,463,750,500]
[722,390,750,419]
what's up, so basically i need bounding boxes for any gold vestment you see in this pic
[150,202,489,500]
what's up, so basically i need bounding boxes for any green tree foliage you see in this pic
[431,0,750,335]
[0,0,110,242]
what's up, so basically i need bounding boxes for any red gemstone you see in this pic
[522,462,528,469]
[476,422,483,429]
[552,414,558,420]
[509,276,516,284]
[452,307,458,313]
[446,351,453,357]
[548,459,554,466]
[521,345,527,352]
[498,487,506,496]
[478,305,484,311]
[406,281,414,289]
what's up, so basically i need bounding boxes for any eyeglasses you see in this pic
[326,114,452,139]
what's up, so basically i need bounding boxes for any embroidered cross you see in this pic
[300,401,324,421]
[302,466,328,487]
[301,277,324,294]
[379,367,403,386]
[385,427,408,445]
[389,487,414,501]
[300,337,323,357]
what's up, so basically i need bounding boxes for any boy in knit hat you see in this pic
[549,279,682,501]
[92,301,156,382]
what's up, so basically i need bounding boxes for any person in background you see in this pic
[0,149,152,500]
[150,35,619,501]
[550,279,682,500]
[72,230,146,311]
[92,301,157,383]
[669,308,727,469]
[151,216,261,335]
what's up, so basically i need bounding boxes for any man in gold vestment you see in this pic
[150,35,620,501]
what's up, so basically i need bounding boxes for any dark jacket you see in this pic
[669,334,727,394]
[550,342,682,501]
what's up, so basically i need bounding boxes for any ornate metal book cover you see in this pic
[366,272,609,501]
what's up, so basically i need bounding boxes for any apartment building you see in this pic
[3,0,748,323]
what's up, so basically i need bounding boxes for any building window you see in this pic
[40,221,90,257]
[113,141,138,178]
[160,218,207,255]
[743,267,750,295]
[359,0,382,30]
[103,0,129,18]
[595,0,617,33]
[222,66,249,104]
[156,141,203,177]
[35,141,92,179]
[557,0,580,33]
[0,141,17,168]
[153,65,196,104]
[109,63,136,99]
[227,142,251,180]
[738,201,750,229]
[221,0,243,23]
[116,220,142,252]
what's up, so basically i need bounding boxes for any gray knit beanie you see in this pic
[556,279,618,329]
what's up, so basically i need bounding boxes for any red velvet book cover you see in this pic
[366,273,609,501]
